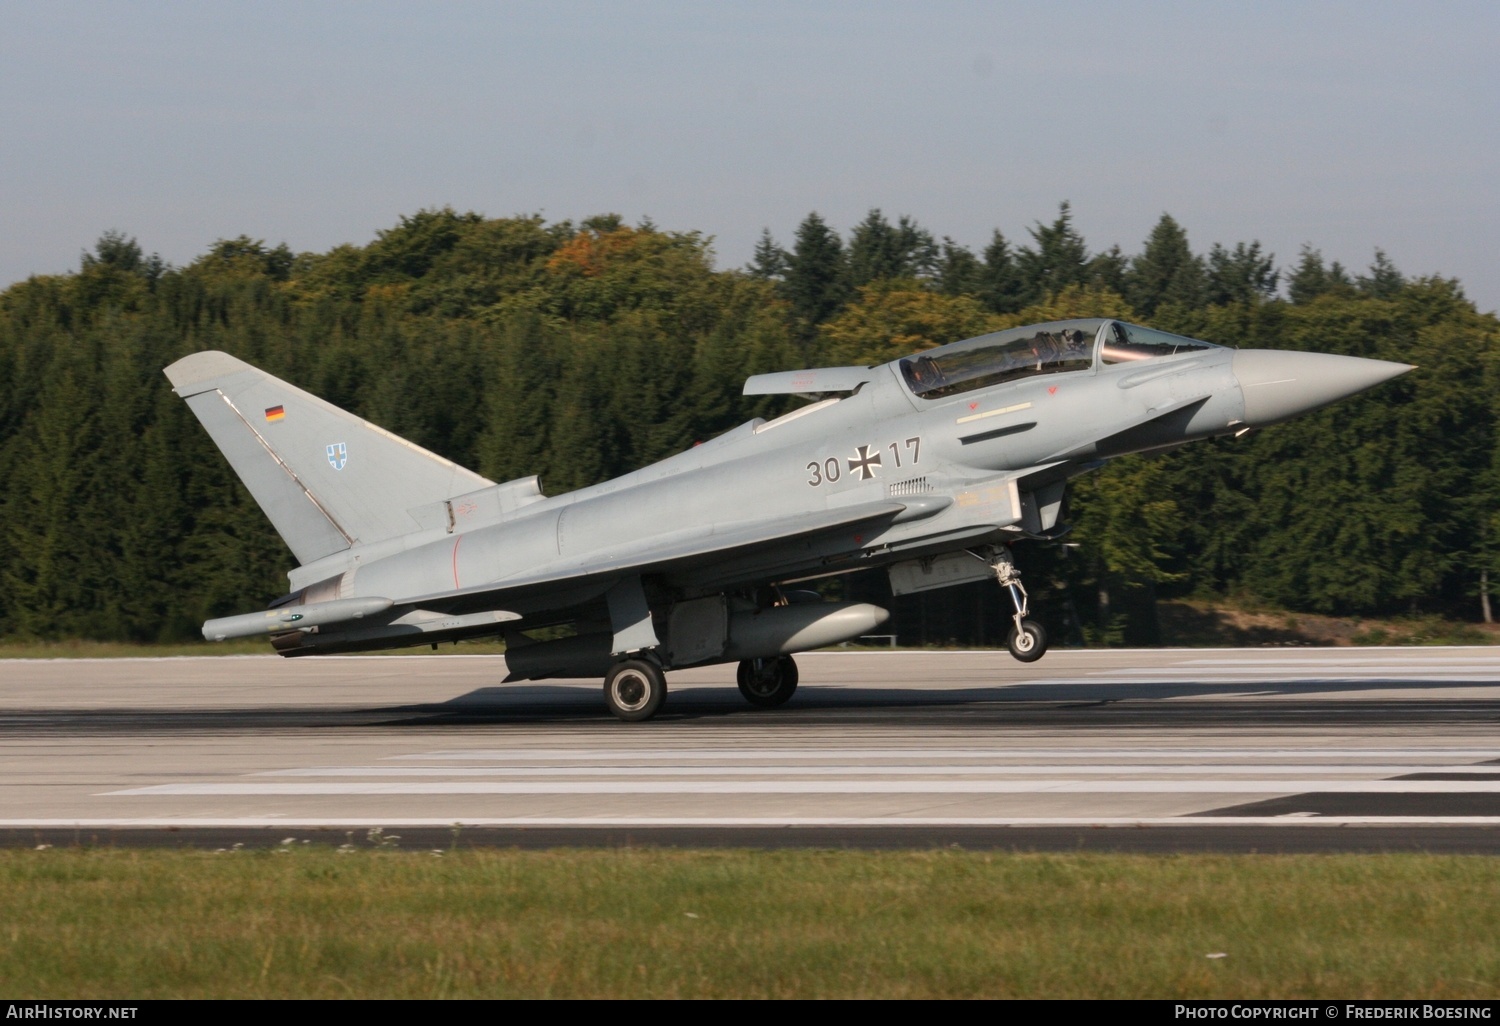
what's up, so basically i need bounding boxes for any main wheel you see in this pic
[603,659,667,721]
[736,656,799,708]
[1007,620,1048,663]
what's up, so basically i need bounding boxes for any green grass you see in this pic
[1,848,1497,998]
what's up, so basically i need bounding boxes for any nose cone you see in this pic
[1233,350,1412,426]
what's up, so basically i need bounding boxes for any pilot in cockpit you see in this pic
[906,354,941,390]
[1027,333,1060,370]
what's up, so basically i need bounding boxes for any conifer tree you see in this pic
[1205,242,1279,305]
[1288,245,1354,303]
[476,308,560,486]
[1357,249,1405,299]
[979,230,1027,313]
[935,238,983,297]
[1287,246,1328,303]
[1126,214,1205,316]
[81,230,143,273]
[847,209,937,286]
[783,212,849,326]
[1088,245,1131,299]
[1016,202,1090,304]
[747,228,787,281]
[0,359,101,637]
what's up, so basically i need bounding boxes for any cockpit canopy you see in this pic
[899,319,1221,400]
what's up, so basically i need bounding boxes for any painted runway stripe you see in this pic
[103,780,1500,796]
[1081,664,1500,672]
[1092,669,1500,678]
[257,764,1493,777]
[1171,657,1500,666]
[395,747,1500,761]
[1088,673,1500,681]
[1095,667,1500,677]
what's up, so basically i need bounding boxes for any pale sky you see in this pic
[3,1,1497,311]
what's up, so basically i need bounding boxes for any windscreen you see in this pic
[1099,322,1219,364]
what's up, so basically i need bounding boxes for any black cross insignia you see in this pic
[848,444,882,481]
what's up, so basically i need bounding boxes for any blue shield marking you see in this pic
[326,442,347,471]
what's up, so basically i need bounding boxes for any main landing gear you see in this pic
[603,658,667,721]
[600,652,804,721]
[992,549,1048,663]
[736,655,799,708]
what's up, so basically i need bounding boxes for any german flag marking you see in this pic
[264,405,285,422]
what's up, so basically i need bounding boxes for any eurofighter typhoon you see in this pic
[166,319,1409,720]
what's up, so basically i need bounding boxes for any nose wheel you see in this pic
[992,549,1049,663]
[1007,619,1047,662]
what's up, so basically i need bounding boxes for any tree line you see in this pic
[0,205,1494,644]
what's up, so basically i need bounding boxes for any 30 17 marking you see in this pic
[807,436,920,487]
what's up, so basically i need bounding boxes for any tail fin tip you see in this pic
[164,350,254,396]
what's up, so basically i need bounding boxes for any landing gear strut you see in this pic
[604,658,667,721]
[737,655,799,708]
[991,549,1048,663]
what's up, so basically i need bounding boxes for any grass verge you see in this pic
[1158,601,1500,648]
[1,847,1497,998]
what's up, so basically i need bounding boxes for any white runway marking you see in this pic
[392,747,1500,761]
[106,780,1500,796]
[9,647,1498,833]
[254,764,1489,777]
[103,736,1500,810]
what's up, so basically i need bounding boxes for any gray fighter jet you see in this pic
[166,319,1410,720]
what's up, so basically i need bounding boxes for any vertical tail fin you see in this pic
[165,351,492,565]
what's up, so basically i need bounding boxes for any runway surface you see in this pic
[2,647,1499,851]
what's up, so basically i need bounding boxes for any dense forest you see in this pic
[0,205,1495,645]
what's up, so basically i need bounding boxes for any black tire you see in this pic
[603,659,667,721]
[1007,620,1048,663]
[736,656,799,708]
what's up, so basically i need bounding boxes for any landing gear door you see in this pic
[888,551,994,596]
[1019,480,1069,536]
[666,596,728,666]
[952,476,1023,529]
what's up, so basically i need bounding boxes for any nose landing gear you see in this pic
[992,549,1048,663]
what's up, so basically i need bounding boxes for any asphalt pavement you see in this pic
[2,647,1498,851]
